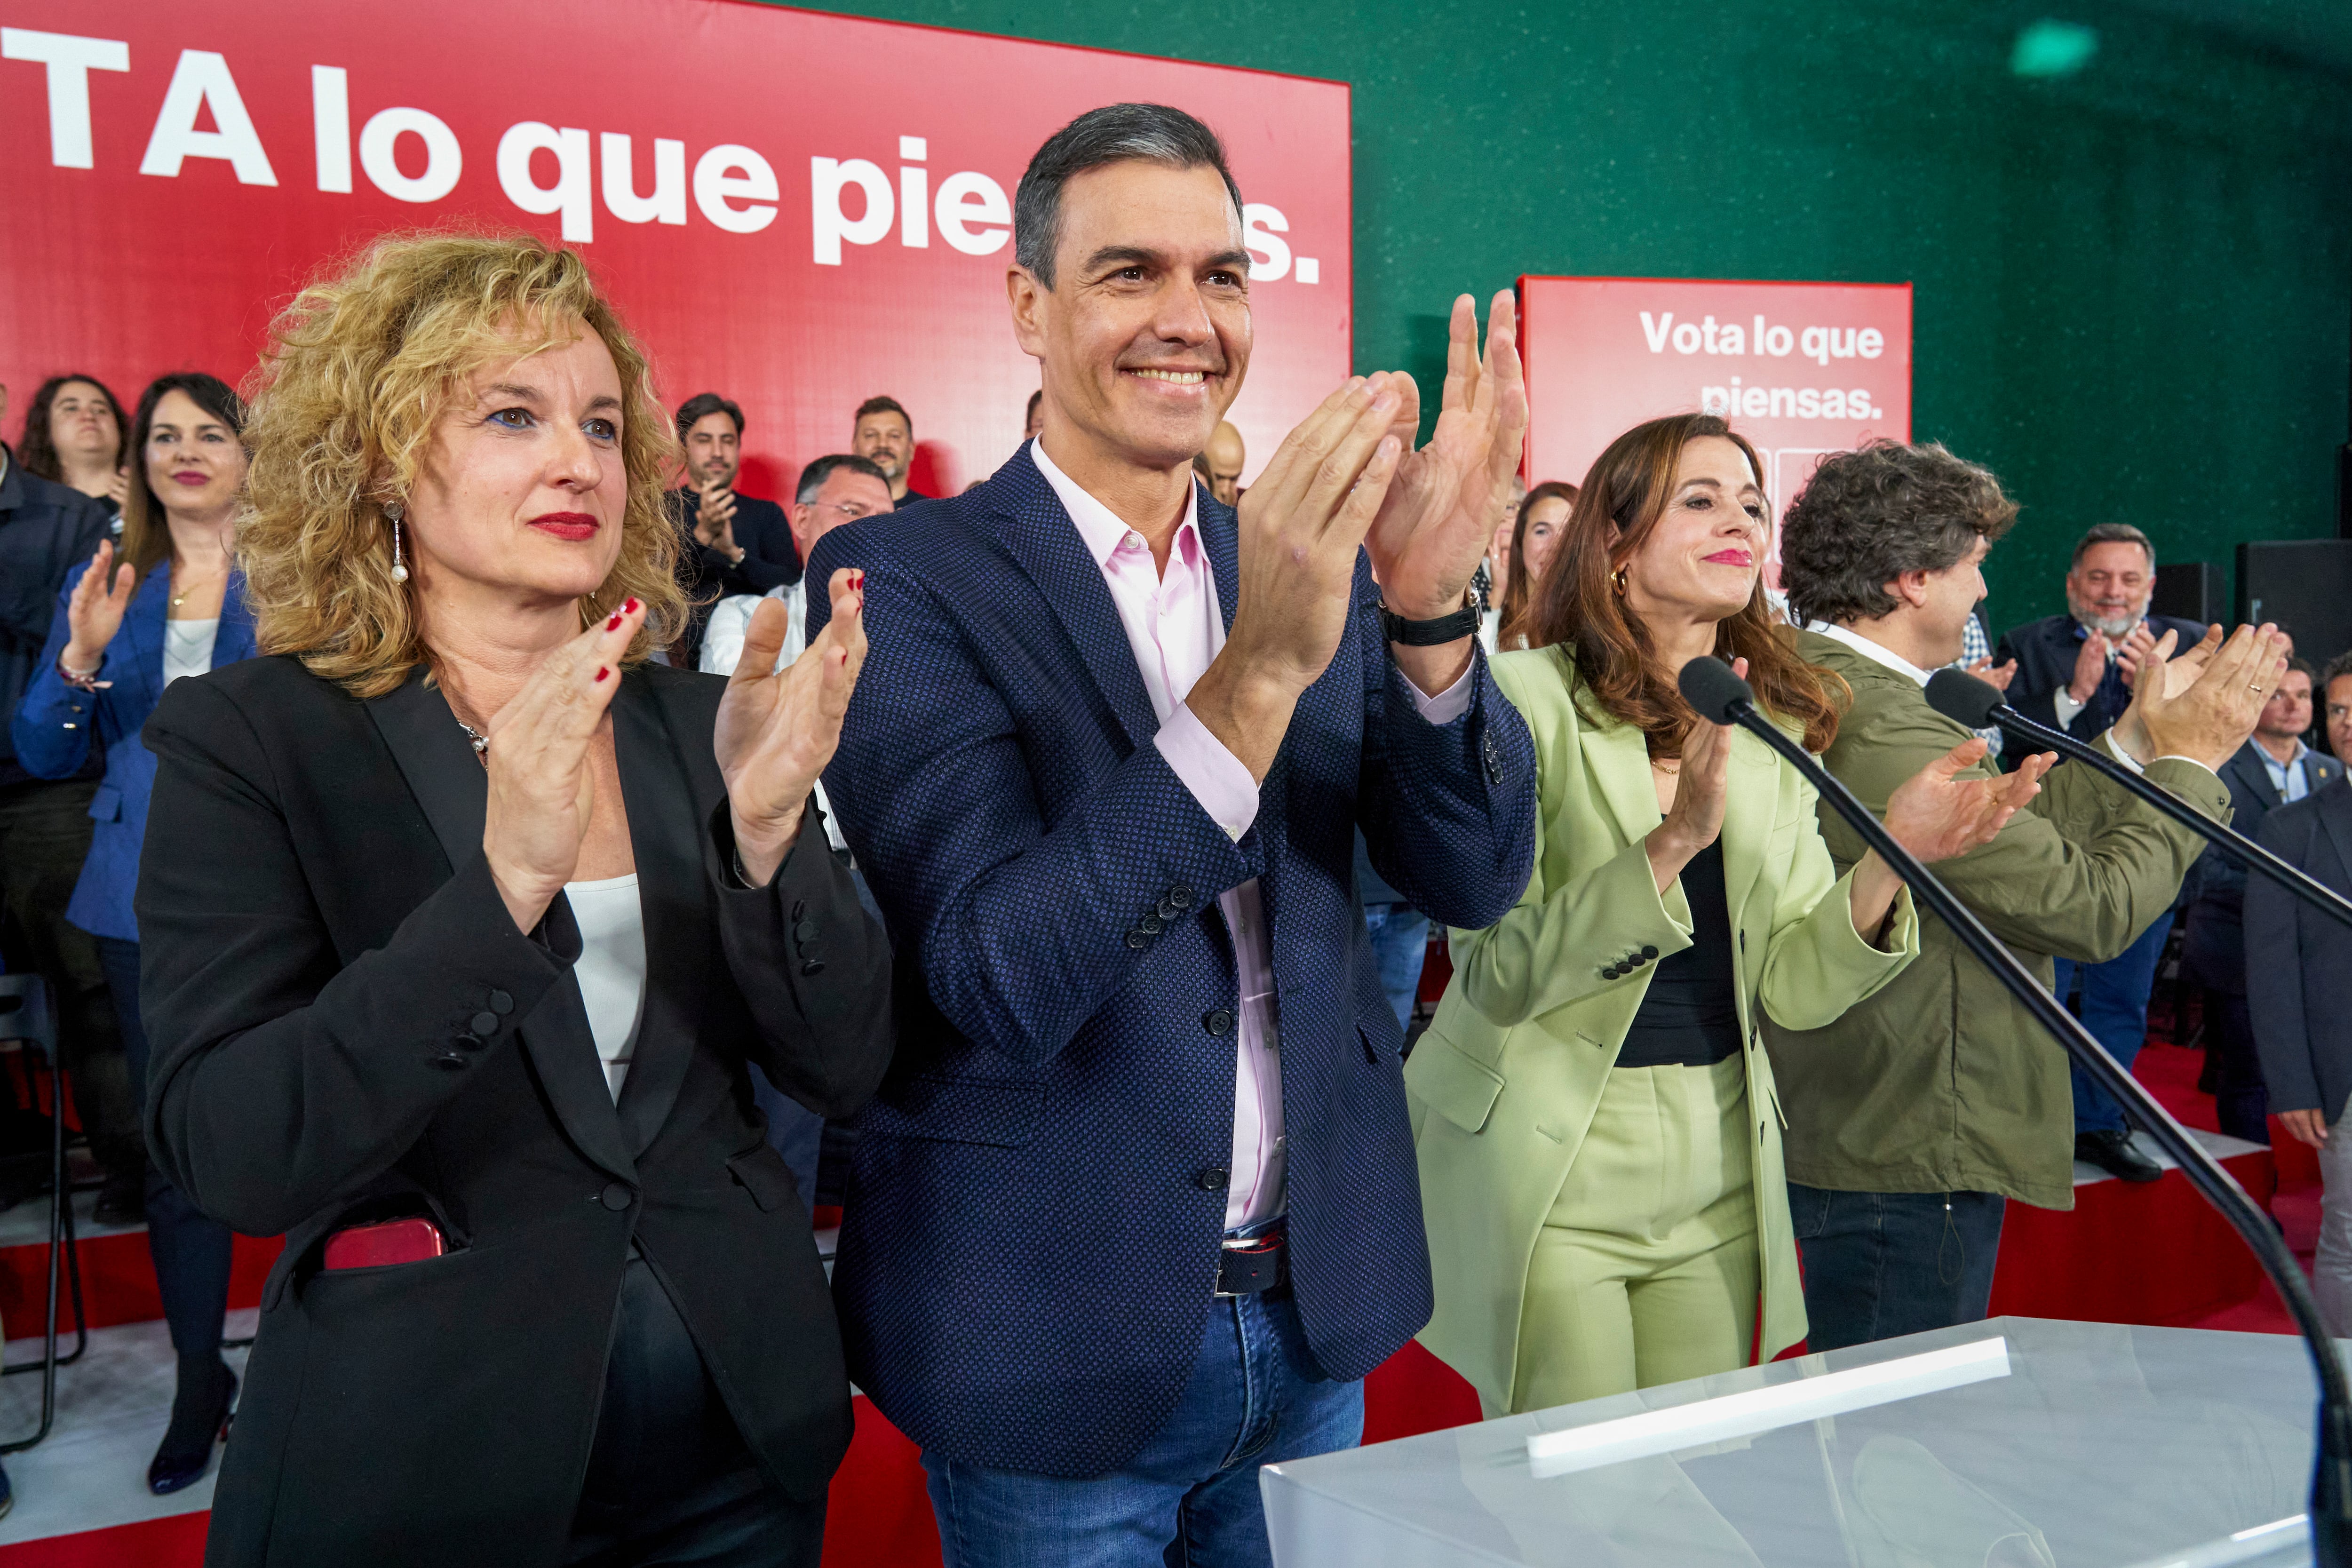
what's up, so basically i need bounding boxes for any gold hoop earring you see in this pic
[1610,567,1628,597]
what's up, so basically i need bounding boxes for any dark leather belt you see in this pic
[1214,1224,1287,1298]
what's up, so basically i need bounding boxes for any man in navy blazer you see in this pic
[809,104,1537,1564]
[2249,656,2352,1332]
[1995,521,2212,1179]
[2182,658,2341,1142]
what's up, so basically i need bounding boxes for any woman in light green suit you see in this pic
[1408,414,2048,1414]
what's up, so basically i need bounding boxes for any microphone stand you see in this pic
[1692,667,2352,1567]
[1966,692,2352,930]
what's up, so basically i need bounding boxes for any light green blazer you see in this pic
[1405,646,1920,1410]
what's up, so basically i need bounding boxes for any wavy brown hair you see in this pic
[1495,480,1576,652]
[240,231,684,698]
[1529,412,1841,758]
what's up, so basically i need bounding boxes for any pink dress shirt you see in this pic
[1031,441,1471,1231]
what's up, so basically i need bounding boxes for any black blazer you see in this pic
[670,490,801,665]
[1994,611,2209,750]
[137,655,890,1568]
[0,457,112,782]
[2182,740,2344,993]
[2248,779,2352,1123]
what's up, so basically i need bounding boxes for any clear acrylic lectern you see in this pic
[1263,1317,2328,1568]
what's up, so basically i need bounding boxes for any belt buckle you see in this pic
[1214,1229,1282,1298]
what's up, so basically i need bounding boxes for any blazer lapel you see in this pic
[1200,487,1240,636]
[364,671,636,1183]
[607,677,711,1155]
[215,571,260,664]
[992,448,1160,751]
[1720,726,1777,923]
[1574,683,1661,847]
[2229,747,2281,811]
[119,571,170,715]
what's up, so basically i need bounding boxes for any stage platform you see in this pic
[0,1042,2312,1566]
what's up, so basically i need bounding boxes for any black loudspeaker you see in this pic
[2152,562,2219,626]
[2237,540,2352,663]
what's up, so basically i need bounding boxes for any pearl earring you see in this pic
[387,501,409,583]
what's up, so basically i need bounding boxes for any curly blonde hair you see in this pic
[240,231,684,697]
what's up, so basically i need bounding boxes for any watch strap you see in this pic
[1378,597,1481,647]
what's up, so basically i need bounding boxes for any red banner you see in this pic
[1518,276,1913,534]
[0,0,1351,499]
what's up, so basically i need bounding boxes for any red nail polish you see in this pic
[595,666,611,683]
[623,597,641,614]
[852,570,866,587]
[605,613,623,631]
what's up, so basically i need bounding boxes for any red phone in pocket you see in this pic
[322,1216,446,1270]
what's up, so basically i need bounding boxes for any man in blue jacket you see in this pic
[809,104,1537,1565]
[1996,522,2211,1180]
[0,416,143,1225]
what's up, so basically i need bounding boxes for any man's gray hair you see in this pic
[795,453,889,506]
[1014,103,1243,289]
[2071,522,2157,572]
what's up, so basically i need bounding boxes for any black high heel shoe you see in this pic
[148,1360,236,1495]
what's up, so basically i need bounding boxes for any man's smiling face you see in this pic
[1015,159,1253,472]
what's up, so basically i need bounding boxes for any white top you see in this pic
[564,874,647,1102]
[700,582,806,678]
[162,618,218,685]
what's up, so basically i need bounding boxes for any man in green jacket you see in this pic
[1767,440,2280,1351]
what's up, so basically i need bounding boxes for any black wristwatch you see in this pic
[1378,594,1481,647]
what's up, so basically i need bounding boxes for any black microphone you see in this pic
[1924,668,2352,930]
[1678,656,2352,1565]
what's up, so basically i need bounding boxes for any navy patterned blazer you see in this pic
[806,442,1538,1477]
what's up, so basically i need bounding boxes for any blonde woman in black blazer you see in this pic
[139,234,889,1567]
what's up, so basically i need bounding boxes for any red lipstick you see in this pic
[529,511,599,541]
[1703,548,1754,567]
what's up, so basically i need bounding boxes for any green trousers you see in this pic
[1505,1050,1759,1414]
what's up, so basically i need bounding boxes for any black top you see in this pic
[1618,838,1743,1069]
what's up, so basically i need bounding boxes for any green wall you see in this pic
[780,0,2351,630]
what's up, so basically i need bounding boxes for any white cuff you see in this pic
[2052,687,2087,729]
[1156,703,1261,842]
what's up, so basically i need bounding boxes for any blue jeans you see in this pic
[1360,903,1429,1034]
[921,1290,1363,1567]
[2051,909,2174,1135]
[1789,1185,2007,1353]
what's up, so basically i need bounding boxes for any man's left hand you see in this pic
[1365,291,1527,622]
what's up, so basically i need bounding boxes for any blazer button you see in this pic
[431,1051,468,1071]
[452,1033,486,1053]
[800,959,827,976]
[1126,931,1150,950]
[1168,884,1194,909]
[1602,965,1621,980]
[488,989,515,1015]
[1194,1167,1229,1192]
[1158,897,1183,920]
[600,1182,634,1211]
[795,920,822,942]
[1203,1009,1234,1036]
[1138,915,1163,936]
[1642,945,1659,960]
[469,1011,500,1035]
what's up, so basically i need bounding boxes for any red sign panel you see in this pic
[1519,277,1913,531]
[0,0,1350,499]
